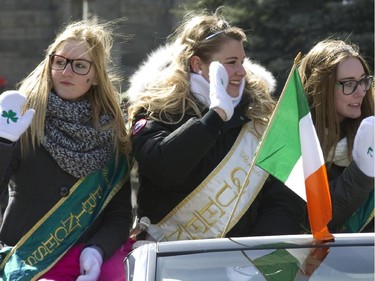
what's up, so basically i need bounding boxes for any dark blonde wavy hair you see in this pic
[18,18,130,156]
[127,11,275,137]
[298,39,374,162]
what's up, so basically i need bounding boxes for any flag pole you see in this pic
[220,53,302,237]
[251,52,302,158]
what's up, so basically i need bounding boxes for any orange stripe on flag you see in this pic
[305,164,334,241]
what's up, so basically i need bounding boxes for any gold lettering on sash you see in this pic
[166,193,230,240]
[166,224,191,241]
[188,197,225,238]
[43,233,60,251]
[54,226,68,241]
[232,167,249,190]
[24,255,36,267]
[240,151,252,167]
[158,121,268,240]
[163,166,258,240]
[215,181,237,207]
[75,206,87,222]
[65,213,81,232]
[33,245,50,262]
[22,186,104,266]
[93,186,103,198]
[199,197,225,223]
[82,192,98,214]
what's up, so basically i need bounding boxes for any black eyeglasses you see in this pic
[336,75,373,95]
[49,54,93,75]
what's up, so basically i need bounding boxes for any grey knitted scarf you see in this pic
[43,92,113,178]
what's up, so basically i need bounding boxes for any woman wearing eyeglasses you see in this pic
[299,39,374,233]
[0,19,132,280]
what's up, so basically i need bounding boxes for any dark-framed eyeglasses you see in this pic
[49,54,93,75]
[336,75,373,95]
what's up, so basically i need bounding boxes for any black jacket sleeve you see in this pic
[132,110,225,186]
[328,161,374,231]
[302,161,374,233]
[0,141,17,198]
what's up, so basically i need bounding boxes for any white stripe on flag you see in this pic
[300,113,325,176]
[285,157,306,201]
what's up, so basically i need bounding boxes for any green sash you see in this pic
[0,154,129,281]
[343,190,374,233]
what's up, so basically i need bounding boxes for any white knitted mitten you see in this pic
[352,116,374,177]
[209,61,234,121]
[0,90,34,142]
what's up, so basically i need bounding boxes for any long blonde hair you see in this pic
[18,19,130,156]
[299,39,374,161]
[127,11,275,136]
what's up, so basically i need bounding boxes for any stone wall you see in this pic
[0,0,182,91]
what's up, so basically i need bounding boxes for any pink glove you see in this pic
[209,61,233,121]
[0,90,34,142]
[77,247,103,281]
[352,116,374,177]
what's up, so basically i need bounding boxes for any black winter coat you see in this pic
[131,106,305,237]
[0,141,132,260]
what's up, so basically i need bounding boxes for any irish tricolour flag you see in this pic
[255,57,334,241]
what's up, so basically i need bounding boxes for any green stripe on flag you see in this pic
[256,69,309,183]
[293,69,310,119]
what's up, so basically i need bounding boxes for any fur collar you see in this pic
[126,43,276,101]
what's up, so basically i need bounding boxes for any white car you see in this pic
[125,233,374,281]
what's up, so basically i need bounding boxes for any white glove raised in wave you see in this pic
[77,247,103,281]
[209,61,233,121]
[0,90,34,142]
[352,116,374,177]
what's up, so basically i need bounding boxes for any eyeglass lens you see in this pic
[50,55,92,75]
[340,76,373,95]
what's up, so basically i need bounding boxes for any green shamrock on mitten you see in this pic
[0,91,35,142]
[1,110,19,124]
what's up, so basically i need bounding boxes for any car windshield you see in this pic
[156,244,374,281]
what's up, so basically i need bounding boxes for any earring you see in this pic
[198,70,202,75]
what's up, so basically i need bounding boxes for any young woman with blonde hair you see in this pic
[126,10,305,242]
[0,19,132,280]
